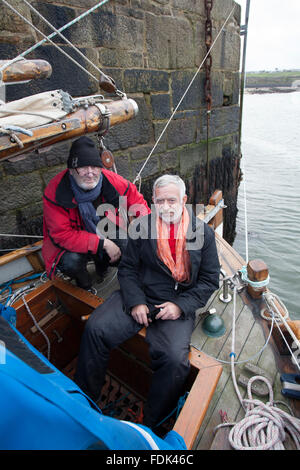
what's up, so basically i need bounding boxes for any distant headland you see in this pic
[245,70,300,94]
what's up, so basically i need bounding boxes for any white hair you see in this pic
[153,174,186,201]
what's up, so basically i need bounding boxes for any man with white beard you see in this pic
[75,174,220,430]
[42,136,150,291]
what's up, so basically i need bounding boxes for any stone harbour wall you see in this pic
[0,0,241,251]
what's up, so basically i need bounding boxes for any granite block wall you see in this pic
[0,0,241,251]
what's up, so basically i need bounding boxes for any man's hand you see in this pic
[154,302,182,321]
[103,239,121,263]
[131,304,150,327]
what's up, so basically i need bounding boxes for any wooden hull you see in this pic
[0,98,138,161]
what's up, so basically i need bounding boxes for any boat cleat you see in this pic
[238,363,273,397]
[280,373,300,400]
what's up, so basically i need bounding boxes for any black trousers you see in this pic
[74,290,195,429]
[56,236,128,290]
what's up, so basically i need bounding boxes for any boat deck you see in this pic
[91,233,300,450]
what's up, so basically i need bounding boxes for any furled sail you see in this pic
[0,90,138,161]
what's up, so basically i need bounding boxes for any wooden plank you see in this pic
[195,303,256,449]
[52,278,104,309]
[173,361,222,449]
[210,427,232,450]
[25,252,45,273]
[215,232,244,276]
[0,240,43,266]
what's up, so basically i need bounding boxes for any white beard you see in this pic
[77,179,99,190]
[70,169,100,190]
[159,206,183,224]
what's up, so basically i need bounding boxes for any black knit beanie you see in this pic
[67,136,102,168]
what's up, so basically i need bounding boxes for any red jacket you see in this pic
[42,169,150,278]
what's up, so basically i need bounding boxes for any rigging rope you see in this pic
[0,0,111,75]
[21,292,51,360]
[263,291,300,360]
[241,161,249,264]
[269,309,300,371]
[213,287,300,450]
[0,233,42,238]
[204,0,213,203]
[133,3,237,189]
[1,0,100,84]
[21,0,114,87]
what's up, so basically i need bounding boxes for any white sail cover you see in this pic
[0,90,73,130]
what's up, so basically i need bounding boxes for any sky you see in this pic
[234,0,300,71]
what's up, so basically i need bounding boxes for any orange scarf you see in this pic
[156,206,191,283]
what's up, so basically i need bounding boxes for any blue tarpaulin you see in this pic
[0,315,186,451]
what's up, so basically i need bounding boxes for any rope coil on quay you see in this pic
[213,287,300,450]
[216,375,300,450]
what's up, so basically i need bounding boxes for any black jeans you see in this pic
[56,237,128,290]
[56,251,109,290]
[74,290,195,428]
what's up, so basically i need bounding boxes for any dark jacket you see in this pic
[117,210,220,318]
[42,169,150,278]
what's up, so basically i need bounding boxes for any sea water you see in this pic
[233,90,300,320]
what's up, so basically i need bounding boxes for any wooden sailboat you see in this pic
[1,191,299,450]
[0,0,299,449]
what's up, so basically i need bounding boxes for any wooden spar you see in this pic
[208,190,224,236]
[0,98,138,161]
[197,189,224,237]
[0,59,52,83]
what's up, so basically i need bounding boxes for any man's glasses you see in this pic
[75,166,101,176]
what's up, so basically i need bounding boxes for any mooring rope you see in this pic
[219,376,300,450]
[0,233,43,238]
[214,287,300,450]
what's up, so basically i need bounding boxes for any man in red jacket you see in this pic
[42,136,150,291]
